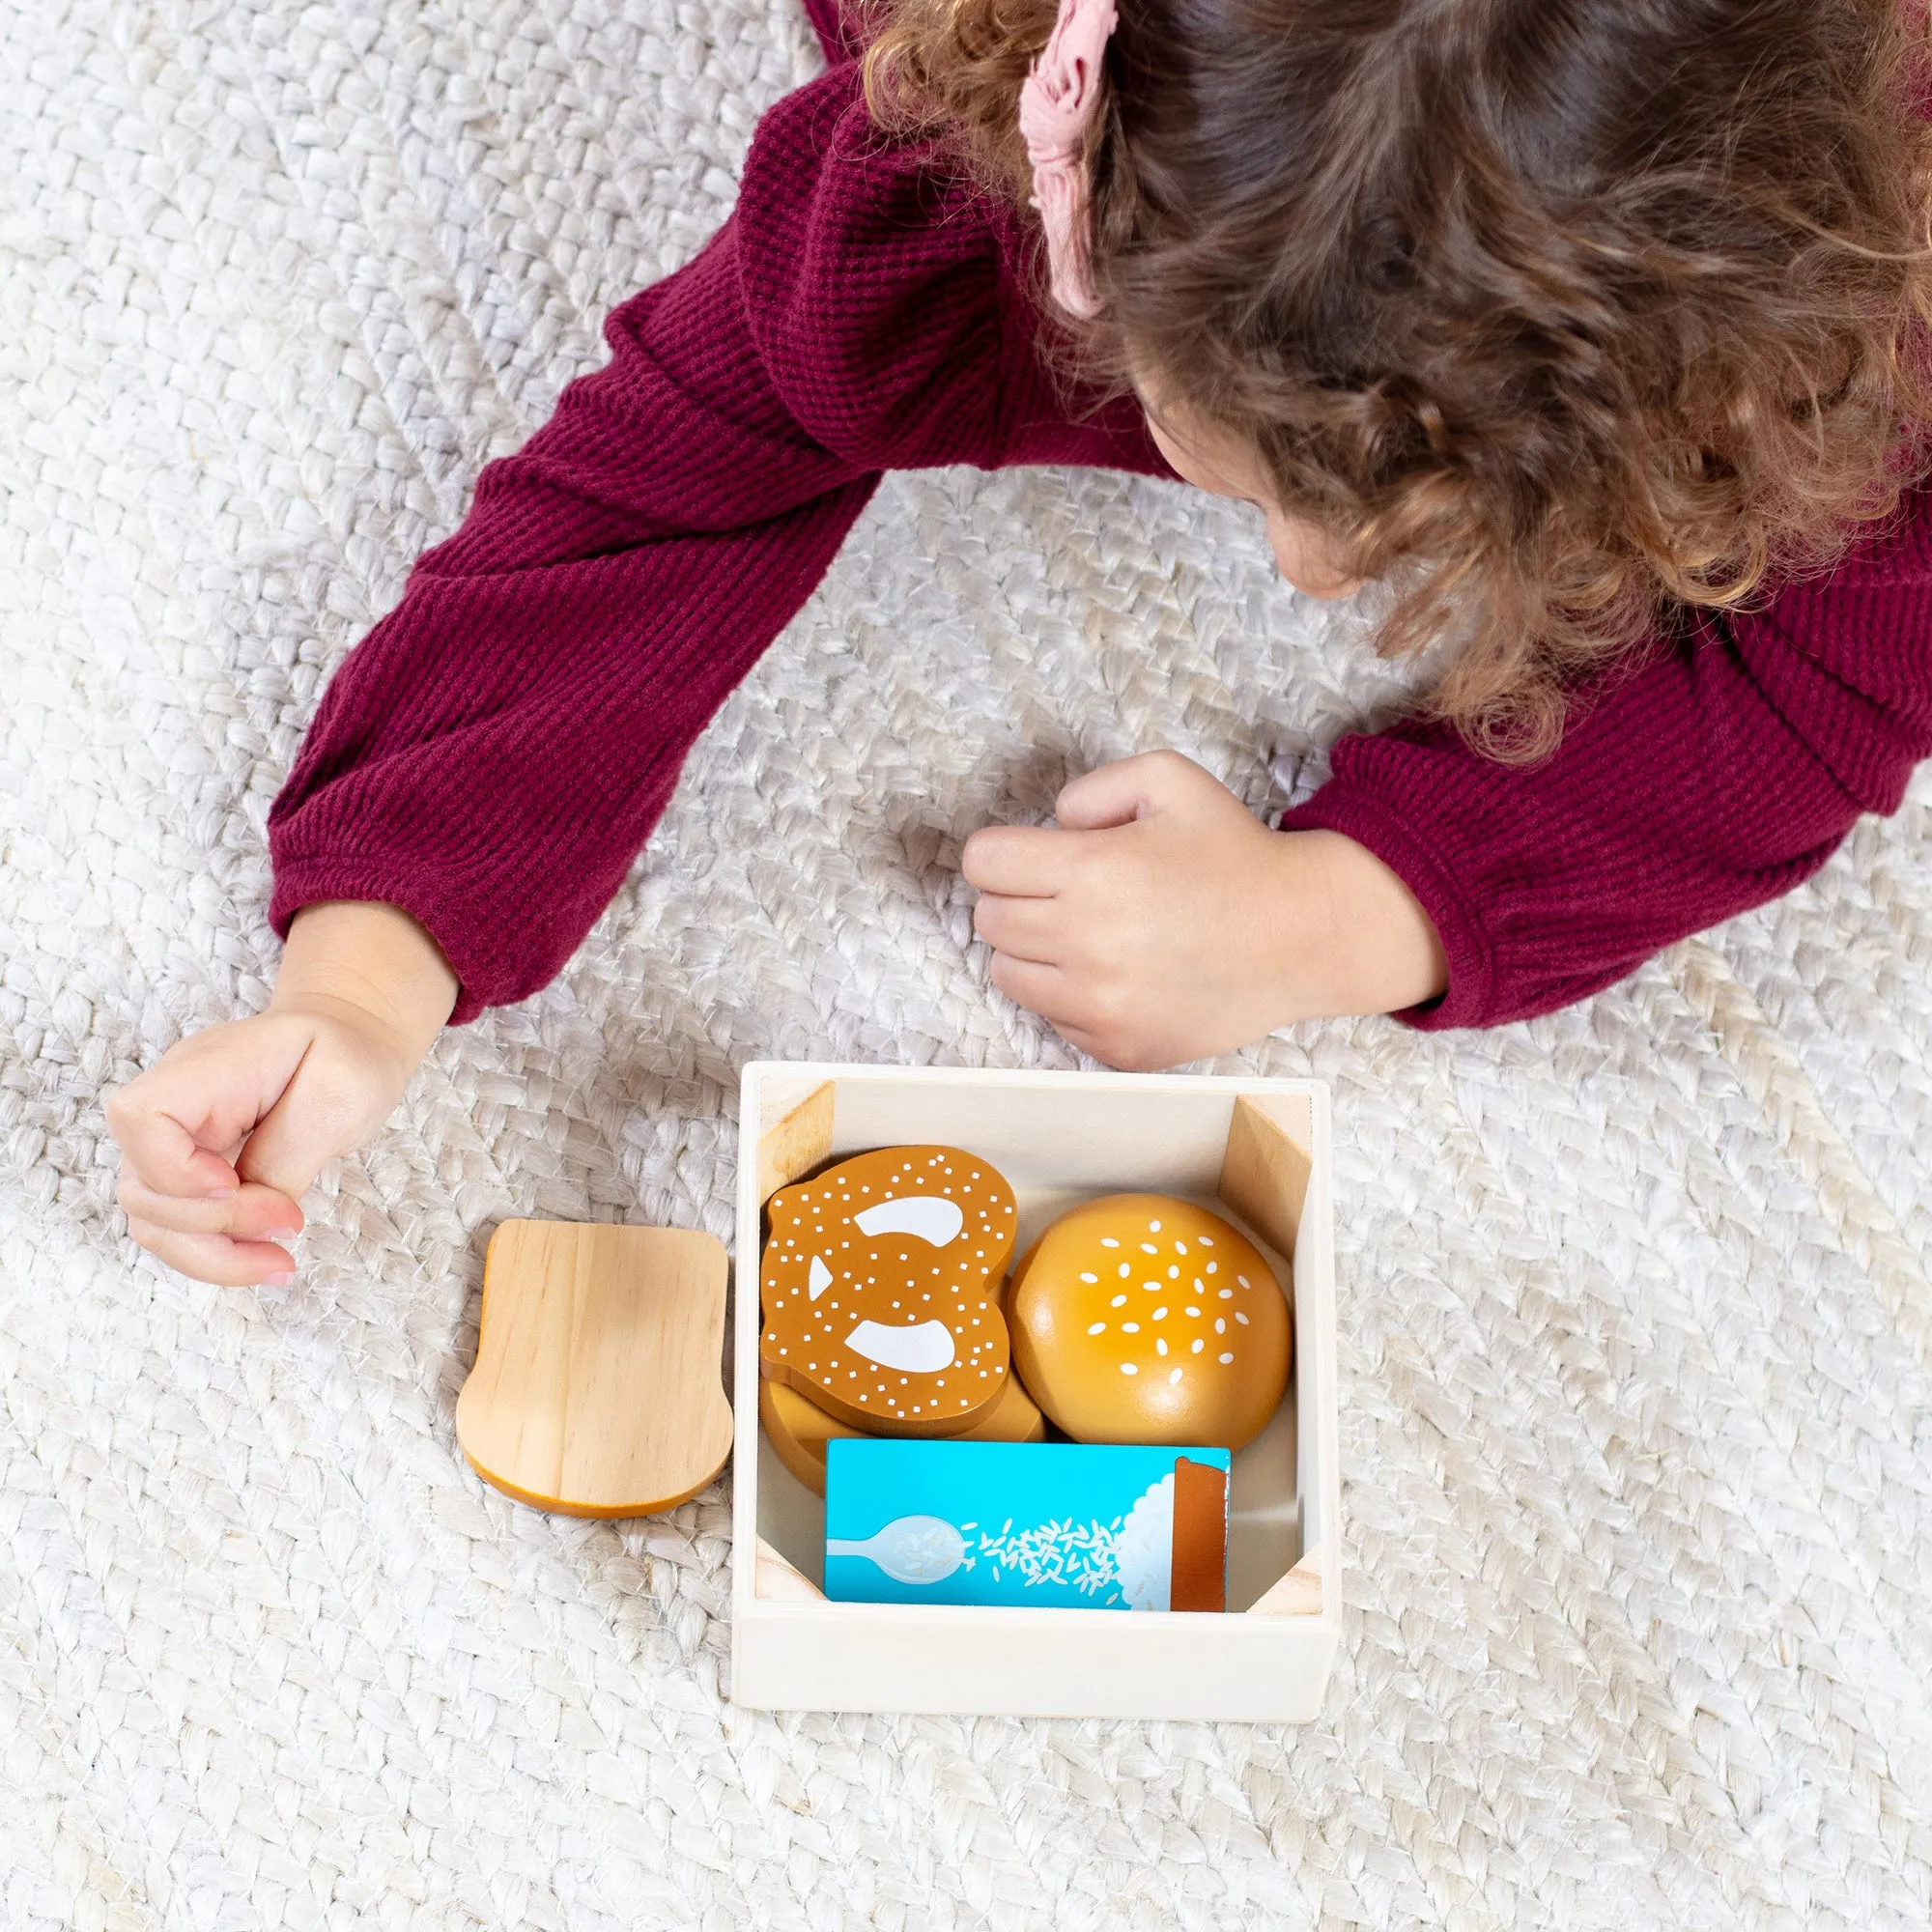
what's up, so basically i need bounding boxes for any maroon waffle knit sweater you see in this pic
[268,51,1932,1032]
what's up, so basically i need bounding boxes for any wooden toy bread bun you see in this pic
[758,1369,1046,1496]
[1009,1195,1290,1449]
[760,1146,1017,1435]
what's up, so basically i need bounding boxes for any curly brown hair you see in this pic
[864,0,1932,757]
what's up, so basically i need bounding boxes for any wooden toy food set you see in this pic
[736,1064,1338,1721]
[456,1063,1338,1720]
[760,1149,1289,1620]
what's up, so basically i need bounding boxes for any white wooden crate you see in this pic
[729,1062,1341,1721]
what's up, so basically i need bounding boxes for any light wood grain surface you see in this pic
[1218,1094,1312,1265]
[456,1220,734,1518]
[757,1080,836,1204]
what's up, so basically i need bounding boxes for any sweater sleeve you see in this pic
[268,67,1152,1022]
[1279,485,1932,1028]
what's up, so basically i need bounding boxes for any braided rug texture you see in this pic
[4,2,1931,1927]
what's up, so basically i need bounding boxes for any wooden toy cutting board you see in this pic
[456,1219,734,1518]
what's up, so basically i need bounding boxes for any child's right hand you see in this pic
[105,903,460,1287]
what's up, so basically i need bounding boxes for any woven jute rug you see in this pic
[4,3,1930,1926]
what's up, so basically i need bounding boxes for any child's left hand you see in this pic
[961,752,1447,1068]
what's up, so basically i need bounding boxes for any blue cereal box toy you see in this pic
[824,1439,1232,1611]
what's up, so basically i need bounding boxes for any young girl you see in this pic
[108,0,1932,1289]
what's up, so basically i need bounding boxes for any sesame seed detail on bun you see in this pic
[1007,1195,1291,1449]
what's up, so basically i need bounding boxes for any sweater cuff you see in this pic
[270,863,491,1028]
[1276,781,1498,1031]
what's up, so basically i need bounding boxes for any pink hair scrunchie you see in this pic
[1018,0,1119,319]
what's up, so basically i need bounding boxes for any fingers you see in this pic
[987,951,1077,1019]
[107,999,423,1289]
[121,1218,298,1289]
[971,892,1062,961]
[981,895,1178,1068]
[104,1014,331,1287]
[116,1165,305,1291]
[964,755,1209,889]
[960,824,1080,898]
[1054,750,1206,830]
[985,955,1156,1069]
[117,1174,303,1243]
[232,1054,366,1202]
[103,1083,243,1199]
[105,1031,307,1202]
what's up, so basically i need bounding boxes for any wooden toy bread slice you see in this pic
[456,1219,733,1518]
[759,1363,1046,1495]
[759,1145,1017,1436]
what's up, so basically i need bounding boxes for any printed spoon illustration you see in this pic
[826,1514,968,1585]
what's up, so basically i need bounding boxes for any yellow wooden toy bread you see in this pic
[455,1220,733,1517]
[759,1145,1018,1435]
[1008,1194,1290,1449]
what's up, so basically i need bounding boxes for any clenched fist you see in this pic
[105,902,458,1286]
[962,752,1445,1069]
